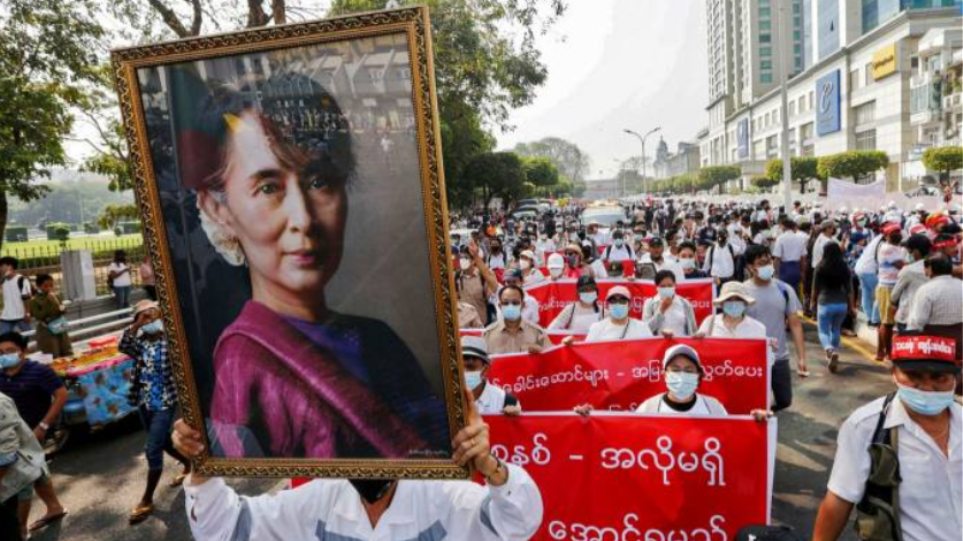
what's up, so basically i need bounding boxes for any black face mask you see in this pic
[349,479,395,504]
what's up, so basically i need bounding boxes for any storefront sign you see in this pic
[872,44,897,80]
[816,70,842,136]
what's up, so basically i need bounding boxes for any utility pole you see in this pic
[778,0,793,211]
[623,127,661,195]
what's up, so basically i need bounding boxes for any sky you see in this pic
[65,0,709,181]
[496,0,709,180]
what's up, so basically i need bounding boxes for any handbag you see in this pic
[47,316,70,336]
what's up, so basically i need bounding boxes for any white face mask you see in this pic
[549,267,564,278]
[459,258,472,271]
[519,259,532,271]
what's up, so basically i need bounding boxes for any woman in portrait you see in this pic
[169,65,449,460]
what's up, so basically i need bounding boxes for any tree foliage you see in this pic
[698,165,741,194]
[922,146,963,181]
[97,203,141,231]
[0,0,105,250]
[751,176,779,190]
[817,150,889,183]
[461,152,527,210]
[514,137,591,185]
[764,156,821,193]
[522,157,560,189]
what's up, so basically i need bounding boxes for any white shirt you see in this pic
[703,243,735,279]
[476,382,519,414]
[108,262,132,287]
[827,397,962,541]
[586,318,653,342]
[548,303,603,333]
[185,467,543,541]
[602,244,635,263]
[1,274,31,321]
[811,234,838,269]
[487,253,507,270]
[521,269,546,287]
[854,235,883,275]
[636,393,728,415]
[492,291,541,326]
[773,231,807,263]
[697,314,768,340]
[637,255,685,282]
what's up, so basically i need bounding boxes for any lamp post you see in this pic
[624,127,661,194]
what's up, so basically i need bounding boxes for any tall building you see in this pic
[699,0,962,191]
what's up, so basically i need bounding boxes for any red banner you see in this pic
[488,338,769,414]
[486,414,772,541]
[525,279,714,328]
[460,328,586,345]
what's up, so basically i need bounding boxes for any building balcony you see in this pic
[945,92,962,112]
[911,110,940,125]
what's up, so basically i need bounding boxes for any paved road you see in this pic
[27,323,893,541]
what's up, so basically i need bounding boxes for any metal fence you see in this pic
[3,237,147,298]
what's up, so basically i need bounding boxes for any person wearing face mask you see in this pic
[0,332,67,537]
[119,300,193,524]
[906,255,963,361]
[0,389,48,541]
[772,217,808,295]
[703,229,736,286]
[642,271,697,337]
[585,286,653,342]
[461,336,521,416]
[517,250,545,287]
[874,223,907,362]
[457,243,500,326]
[581,243,608,279]
[676,242,709,280]
[550,276,604,333]
[492,269,541,325]
[811,243,855,372]
[890,235,932,335]
[486,239,507,271]
[483,285,548,355]
[560,244,587,279]
[172,384,544,541]
[813,334,961,541]
[695,282,768,346]
[534,233,556,266]
[854,225,884,328]
[546,253,568,281]
[602,230,635,263]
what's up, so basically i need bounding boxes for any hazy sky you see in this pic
[66,1,709,180]
[497,0,708,179]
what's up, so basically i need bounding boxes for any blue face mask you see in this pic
[905,254,915,264]
[0,353,20,369]
[657,287,675,299]
[579,291,598,304]
[465,370,484,391]
[502,304,522,321]
[609,303,630,320]
[757,264,775,281]
[141,320,164,335]
[665,371,700,400]
[897,383,955,416]
[722,301,746,318]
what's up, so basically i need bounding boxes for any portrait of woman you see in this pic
[138,39,452,462]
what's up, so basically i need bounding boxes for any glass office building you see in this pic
[863,0,961,32]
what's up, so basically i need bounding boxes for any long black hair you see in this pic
[815,242,850,290]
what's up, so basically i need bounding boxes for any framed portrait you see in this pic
[111,6,469,479]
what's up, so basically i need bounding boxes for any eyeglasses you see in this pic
[608,297,630,305]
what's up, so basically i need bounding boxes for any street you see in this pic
[29,323,890,541]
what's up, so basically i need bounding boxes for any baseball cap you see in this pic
[663,343,703,373]
[891,334,960,374]
[547,253,565,269]
[605,285,632,301]
[460,336,490,365]
[880,222,902,236]
[519,250,536,261]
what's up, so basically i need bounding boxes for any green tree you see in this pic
[764,156,822,194]
[698,165,741,194]
[817,150,889,184]
[514,137,591,185]
[751,176,779,190]
[97,203,141,231]
[462,152,526,210]
[0,0,104,250]
[522,156,560,198]
[922,146,963,184]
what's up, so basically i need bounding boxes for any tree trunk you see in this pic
[0,191,7,254]
[272,0,286,24]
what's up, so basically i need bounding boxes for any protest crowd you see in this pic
[1,195,961,541]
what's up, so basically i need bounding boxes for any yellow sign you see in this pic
[872,44,897,80]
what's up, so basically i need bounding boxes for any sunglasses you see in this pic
[607,297,630,305]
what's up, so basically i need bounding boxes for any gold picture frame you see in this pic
[111,5,469,479]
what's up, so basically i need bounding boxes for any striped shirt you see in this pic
[0,360,64,428]
[907,275,963,330]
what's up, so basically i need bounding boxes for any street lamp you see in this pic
[623,127,661,194]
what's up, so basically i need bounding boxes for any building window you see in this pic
[760,34,772,43]
[760,6,771,16]
[761,46,772,57]
[864,62,873,86]
[855,129,876,150]
[851,68,861,91]
[760,21,772,30]
[761,60,773,69]
[809,91,814,109]
[800,122,814,141]
[854,101,876,126]
[794,30,801,39]
[761,73,773,83]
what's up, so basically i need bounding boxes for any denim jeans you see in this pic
[857,272,879,324]
[0,319,30,335]
[113,285,132,309]
[817,303,849,350]
[138,406,176,472]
